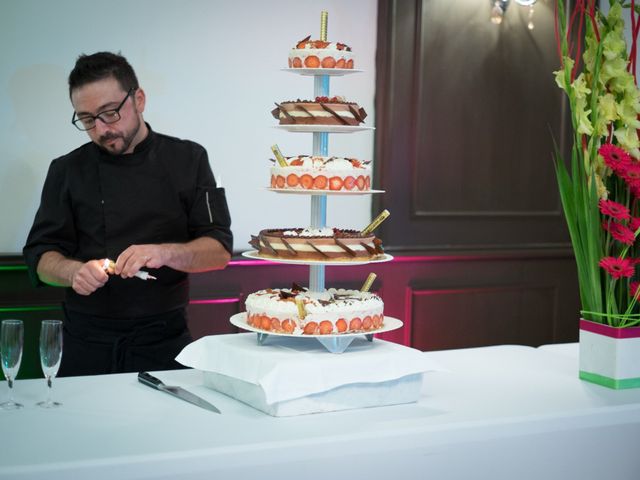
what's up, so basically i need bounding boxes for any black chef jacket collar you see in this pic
[93,122,155,160]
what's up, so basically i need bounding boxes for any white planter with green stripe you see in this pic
[579,319,640,389]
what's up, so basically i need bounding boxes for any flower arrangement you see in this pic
[554,0,640,327]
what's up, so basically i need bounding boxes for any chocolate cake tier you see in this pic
[271,97,367,126]
[249,228,384,262]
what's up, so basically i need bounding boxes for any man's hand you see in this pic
[115,245,167,279]
[37,251,111,294]
[115,238,230,276]
[70,259,110,295]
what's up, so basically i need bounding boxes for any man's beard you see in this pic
[99,116,141,155]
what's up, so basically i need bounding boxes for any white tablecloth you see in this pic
[1,343,639,480]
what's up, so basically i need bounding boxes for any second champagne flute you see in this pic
[37,319,63,408]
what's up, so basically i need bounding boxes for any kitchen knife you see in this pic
[137,371,221,414]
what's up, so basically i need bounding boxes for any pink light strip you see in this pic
[189,298,240,305]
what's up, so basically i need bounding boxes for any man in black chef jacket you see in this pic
[23,51,233,376]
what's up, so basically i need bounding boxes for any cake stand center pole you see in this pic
[309,74,331,293]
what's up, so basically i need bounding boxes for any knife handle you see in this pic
[138,371,164,389]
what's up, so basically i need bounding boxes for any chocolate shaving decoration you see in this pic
[249,235,260,250]
[318,299,332,306]
[306,241,330,258]
[272,103,294,121]
[334,238,357,257]
[280,237,298,255]
[319,103,349,125]
[358,107,368,121]
[360,241,377,255]
[295,104,315,118]
[297,35,311,45]
[291,282,307,292]
[259,234,279,256]
[373,238,384,253]
[279,290,297,300]
[348,105,364,123]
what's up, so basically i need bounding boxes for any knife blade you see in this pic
[137,371,221,414]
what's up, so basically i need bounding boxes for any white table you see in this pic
[1,343,639,480]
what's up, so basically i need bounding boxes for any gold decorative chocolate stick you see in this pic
[320,11,328,42]
[362,209,390,234]
[271,144,288,167]
[295,297,307,320]
[360,273,377,292]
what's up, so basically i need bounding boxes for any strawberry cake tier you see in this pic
[271,96,367,126]
[288,36,354,69]
[249,227,384,262]
[270,156,371,192]
[245,286,384,335]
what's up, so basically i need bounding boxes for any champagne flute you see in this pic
[37,320,63,408]
[1,319,24,410]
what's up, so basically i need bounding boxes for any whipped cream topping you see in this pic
[324,158,354,171]
[273,156,369,170]
[245,288,384,324]
[282,227,334,237]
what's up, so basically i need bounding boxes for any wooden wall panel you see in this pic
[374,0,571,251]
[408,285,557,351]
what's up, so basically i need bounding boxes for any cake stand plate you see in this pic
[281,68,364,76]
[266,188,385,195]
[230,313,403,353]
[274,125,375,133]
[241,250,394,266]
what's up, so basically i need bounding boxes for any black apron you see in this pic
[59,304,192,376]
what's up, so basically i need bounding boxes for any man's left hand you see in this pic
[115,244,169,278]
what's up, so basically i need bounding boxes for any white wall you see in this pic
[0,0,377,254]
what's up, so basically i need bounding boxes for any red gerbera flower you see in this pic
[608,222,636,245]
[630,217,640,233]
[599,144,633,174]
[622,164,640,185]
[630,282,640,299]
[599,257,635,279]
[599,199,631,220]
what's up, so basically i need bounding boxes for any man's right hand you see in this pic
[70,259,110,296]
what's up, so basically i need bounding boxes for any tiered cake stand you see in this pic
[238,20,399,353]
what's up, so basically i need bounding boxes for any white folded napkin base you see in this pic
[203,370,423,416]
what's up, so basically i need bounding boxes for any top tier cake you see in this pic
[288,35,354,69]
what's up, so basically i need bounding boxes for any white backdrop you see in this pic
[0,0,377,254]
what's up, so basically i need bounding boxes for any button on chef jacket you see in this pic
[23,125,233,318]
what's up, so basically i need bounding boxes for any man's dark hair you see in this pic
[68,51,139,98]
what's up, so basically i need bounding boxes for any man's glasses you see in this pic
[71,88,135,131]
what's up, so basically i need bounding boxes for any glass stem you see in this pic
[7,377,14,403]
[45,375,52,404]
